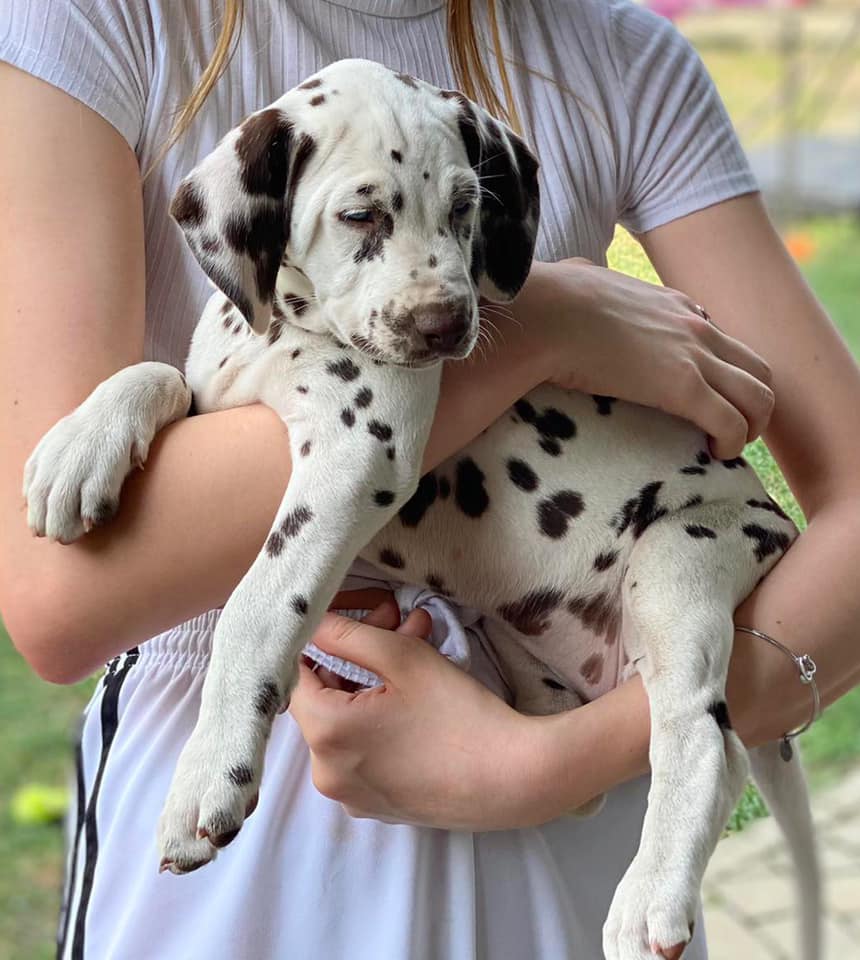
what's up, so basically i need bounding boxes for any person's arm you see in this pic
[289,194,860,829]
[0,67,772,684]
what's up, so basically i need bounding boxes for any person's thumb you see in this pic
[310,606,434,680]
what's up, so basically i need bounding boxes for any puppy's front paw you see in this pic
[23,365,190,543]
[603,853,696,960]
[157,723,265,875]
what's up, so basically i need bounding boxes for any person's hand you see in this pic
[514,258,774,459]
[289,598,550,830]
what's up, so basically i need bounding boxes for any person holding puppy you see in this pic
[2,2,858,958]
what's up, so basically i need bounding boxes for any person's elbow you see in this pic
[1,566,96,685]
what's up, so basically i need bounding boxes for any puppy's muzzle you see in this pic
[411,299,471,357]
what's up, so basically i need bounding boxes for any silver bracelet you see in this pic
[736,626,821,762]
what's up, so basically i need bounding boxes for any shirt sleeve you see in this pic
[607,1,758,235]
[0,0,152,152]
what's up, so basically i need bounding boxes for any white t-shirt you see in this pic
[1,0,756,368]
[2,3,756,957]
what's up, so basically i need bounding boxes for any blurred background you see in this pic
[1,1,858,957]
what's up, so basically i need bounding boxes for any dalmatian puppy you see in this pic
[24,60,820,960]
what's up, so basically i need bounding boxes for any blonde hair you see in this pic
[155,0,521,168]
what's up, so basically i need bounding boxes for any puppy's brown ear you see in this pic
[447,93,540,302]
[171,108,316,333]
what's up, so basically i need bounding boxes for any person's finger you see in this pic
[329,587,396,614]
[701,356,775,445]
[396,608,433,639]
[360,598,402,630]
[683,372,750,460]
[310,609,439,680]
[703,324,773,389]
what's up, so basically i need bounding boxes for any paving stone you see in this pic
[704,763,860,958]
[703,908,773,960]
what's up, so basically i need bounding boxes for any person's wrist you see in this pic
[476,711,578,829]
[513,258,596,386]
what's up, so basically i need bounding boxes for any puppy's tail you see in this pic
[749,741,822,960]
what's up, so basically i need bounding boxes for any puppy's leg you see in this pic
[157,351,441,873]
[604,503,780,960]
[24,362,191,543]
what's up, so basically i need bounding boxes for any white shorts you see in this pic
[56,579,708,960]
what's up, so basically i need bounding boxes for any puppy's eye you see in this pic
[339,209,375,224]
[451,199,473,218]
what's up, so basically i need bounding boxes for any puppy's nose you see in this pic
[413,300,470,354]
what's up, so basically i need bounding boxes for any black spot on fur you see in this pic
[228,764,255,786]
[354,386,373,408]
[538,490,584,539]
[498,588,564,636]
[300,440,311,457]
[368,420,392,442]
[438,476,450,499]
[353,206,395,263]
[327,357,361,381]
[255,681,280,717]
[386,446,396,460]
[171,180,205,226]
[593,550,618,572]
[682,495,704,510]
[423,171,430,180]
[218,356,229,369]
[697,450,712,466]
[455,457,490,518]
[282,505,313,537]
[428,254,438,268]
[220,299,233,316]
[283,292,309,315]
[234,109,291,199]
[515,399,576,456]
[592,395,617,416]
[742,523,791,562]
[298,77,322,90]
[297,385,308,394]
[708,700,733,730]
[507,458,539,492]
[685,524,717,539]
[567,593,619,639]
[200,233,221,253]
[747,498,792,522]
[292,594,308,616]
[400,473,438,527]
[291,348,301,359]
[379,548,405,569]
[392,192,404,213]
[266,531,284,557]
[614,481,667,539]
[681,466,707,476]
[309,94,325,107]
[543,677,566,690]
[341,408,356,427]
[425,574,451,596]
[374,490,396,507]
[394,72,418,88]
[357,184,376,196]
[390,149,403,163]
[722,457,747,470]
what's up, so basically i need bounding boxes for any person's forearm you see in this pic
[526,498,860,817]
[3,307,550,683]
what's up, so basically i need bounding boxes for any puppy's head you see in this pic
[171,59,539,366]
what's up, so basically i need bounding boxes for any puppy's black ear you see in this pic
[170,108,316,333]
[450,95,540,301]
